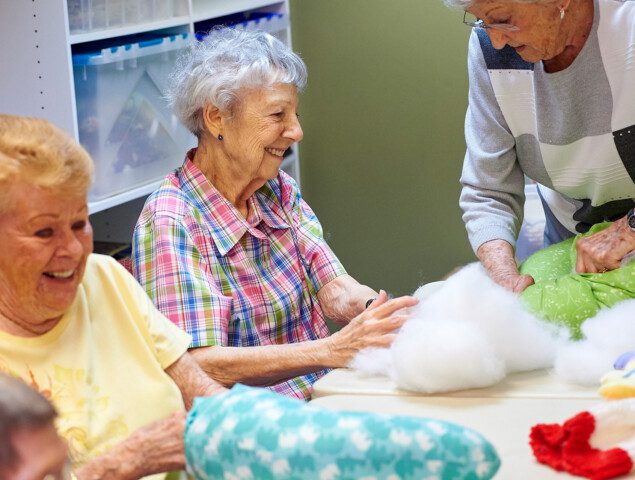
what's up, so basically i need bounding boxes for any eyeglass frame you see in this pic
[462,11,520,31]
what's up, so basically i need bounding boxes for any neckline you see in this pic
[0,305,73,346]
[540,0,598,76]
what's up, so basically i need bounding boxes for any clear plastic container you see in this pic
[73,33,195,201]
[67,0,90,33]
[67,0,189,34]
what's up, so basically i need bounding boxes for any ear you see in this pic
[202,104,223,137]
[559,0,572,12]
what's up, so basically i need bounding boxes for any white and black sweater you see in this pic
[460,0,635,252]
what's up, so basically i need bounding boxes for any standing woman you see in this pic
[444,0,635,291]
[132,28,417,400]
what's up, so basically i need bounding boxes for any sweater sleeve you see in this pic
[460,30,527,253]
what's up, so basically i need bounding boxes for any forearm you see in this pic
[166,352,227,409]
[477,239,534,292]
[188,340,336,387]
[75,441,144,480]
[74,411,186,480]
[190,294,418,385]
[477,239,519,277]
[317,275,377,325]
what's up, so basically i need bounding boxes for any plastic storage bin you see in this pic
[194,12,288,42]
[67,0,189,35]
[73,33,195,201]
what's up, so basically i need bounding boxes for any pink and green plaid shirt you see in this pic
[132,151,346,400]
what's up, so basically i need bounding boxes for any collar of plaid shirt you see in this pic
[180,149,293,256]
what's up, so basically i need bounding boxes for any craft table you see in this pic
[311,369,631,479]
[311,394,600,479]
[312,368,600,400]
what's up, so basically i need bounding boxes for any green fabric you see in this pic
[185,384,500,480]
[519,223,635,339]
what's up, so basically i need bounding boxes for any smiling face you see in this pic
[468,0,565,62]
[0,183,92,335]
[220,82,303,184]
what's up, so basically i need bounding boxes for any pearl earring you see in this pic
[560,8,565,20]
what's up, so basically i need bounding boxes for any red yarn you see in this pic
[530,411,633,480]
[530,422,568,470]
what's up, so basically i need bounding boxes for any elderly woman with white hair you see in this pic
[132,28,417,400]
[443,0,635,292]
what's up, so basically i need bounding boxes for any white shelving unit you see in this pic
[0,0,299,242]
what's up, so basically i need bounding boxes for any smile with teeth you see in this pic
[44,270,75,279]
[265,147,286,157]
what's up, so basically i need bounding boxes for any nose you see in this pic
[57,228,85,259]
[284,114,303,143]
[487,29,511,50]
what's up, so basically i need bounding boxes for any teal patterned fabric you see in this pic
[185,384,500,480]
[520,222,635,339]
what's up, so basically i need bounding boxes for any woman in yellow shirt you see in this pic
[0,114,225,479]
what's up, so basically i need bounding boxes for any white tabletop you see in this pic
[312,368,600,400]
[311,394,625,479]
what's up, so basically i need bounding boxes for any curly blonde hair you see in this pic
[0,115,94,211]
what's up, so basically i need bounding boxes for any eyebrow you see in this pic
[482,5,506,21]
[267,97,295,106]
[26,207,88,223]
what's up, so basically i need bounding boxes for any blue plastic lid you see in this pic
[195,12,285,42]
[73,32,189,66]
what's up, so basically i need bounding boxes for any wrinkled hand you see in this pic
[477,239,534,293]
[490,272,535,293]
[129,410,187,474]
[75,410,187,480]
[326,291,418,366]
[575,218,635,273]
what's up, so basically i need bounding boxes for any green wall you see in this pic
[290,0,475,296]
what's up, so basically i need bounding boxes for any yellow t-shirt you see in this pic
[0,254,191,477]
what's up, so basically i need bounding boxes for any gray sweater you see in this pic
[460,0,635,253]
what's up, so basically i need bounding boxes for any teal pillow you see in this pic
[185,384,500,480]
[520,222,635,339]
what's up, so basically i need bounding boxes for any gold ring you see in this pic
[600,268,608,273]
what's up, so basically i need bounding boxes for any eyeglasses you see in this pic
[463,11,520,32]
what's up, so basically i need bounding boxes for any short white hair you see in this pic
[167,27,308,137]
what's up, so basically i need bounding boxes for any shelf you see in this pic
[88,179,163,214]
[3,0,297,220]
[70,16,191,44]
[192,0,283,23]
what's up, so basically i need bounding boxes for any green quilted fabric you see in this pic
[520,223,635,339]
[185,384,500,480]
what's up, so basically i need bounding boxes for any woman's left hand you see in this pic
[325,293,419,367]
[575,216,635,273]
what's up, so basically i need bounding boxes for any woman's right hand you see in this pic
[477,239,534,293]
[325,291,418,367]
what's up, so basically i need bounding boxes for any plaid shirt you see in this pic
[132,151,346,400]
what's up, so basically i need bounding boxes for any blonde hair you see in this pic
[0,115,94,211]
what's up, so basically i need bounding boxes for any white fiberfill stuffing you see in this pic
[350,263,635,393]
